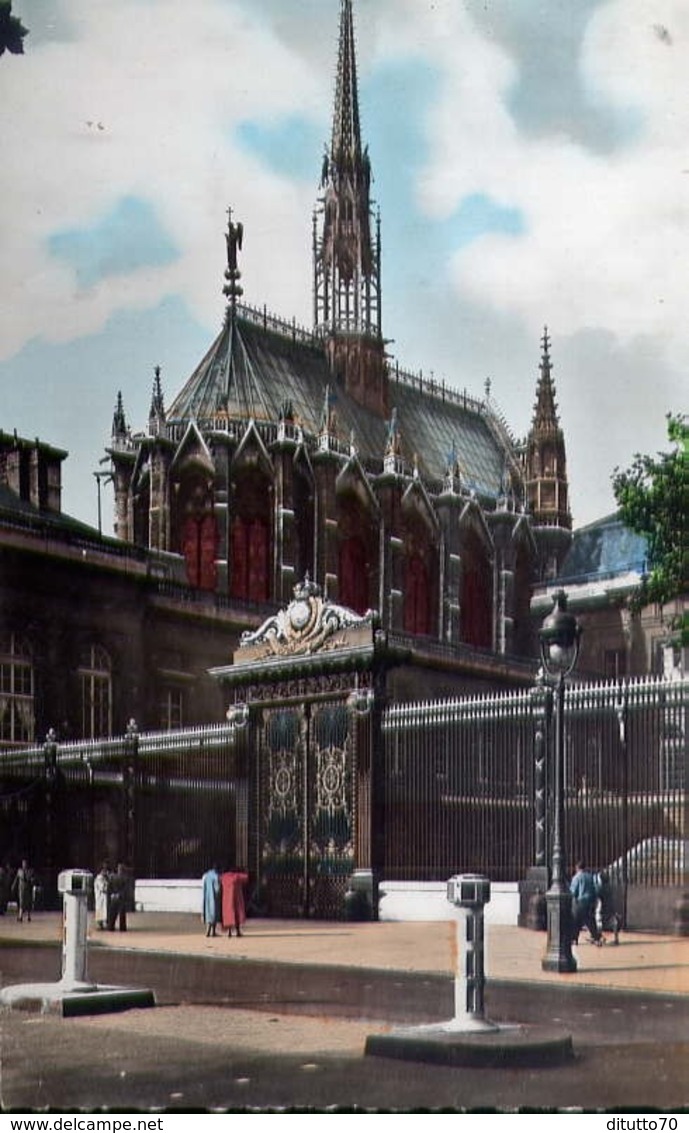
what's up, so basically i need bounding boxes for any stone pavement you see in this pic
[1,912,689,1112]
[2,910,688,996]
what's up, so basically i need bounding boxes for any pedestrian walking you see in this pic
[106,863,128,932]
[201,864,221,937]
[93,862,111,930]
[12,859,35,923]
[595,868,622,944]
[221,869,248,938]
[570,859,602,945]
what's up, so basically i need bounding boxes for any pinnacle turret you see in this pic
[148,365,166,437]
[524,328,572,568]
[111,391,128,444]
[531,326,560,434]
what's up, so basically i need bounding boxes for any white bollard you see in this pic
[447,874,498,1033]
[57,870,94,991]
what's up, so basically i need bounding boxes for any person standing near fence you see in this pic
[106,863,128,932]
[94,862,111,930]
[202,864,222,938]
[221,869,248,938]
[12,859,35,923]
[570,860,602,945]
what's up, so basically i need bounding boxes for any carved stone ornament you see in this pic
[238,575,374,660]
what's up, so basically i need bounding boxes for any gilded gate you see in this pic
[256,699,355,918]
[213,576,380,920]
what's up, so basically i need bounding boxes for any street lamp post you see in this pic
[539,590,582,973]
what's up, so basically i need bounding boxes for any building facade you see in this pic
[107,0,571,668]
[1,1,575,755]
[533,512,687,681]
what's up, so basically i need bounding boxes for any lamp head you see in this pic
[539,590,581,677]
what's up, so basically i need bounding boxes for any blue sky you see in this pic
[1,0,687,530]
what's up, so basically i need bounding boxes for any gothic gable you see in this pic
[170,421,215,478]
[401,477,440,539]
[232,419,273,480]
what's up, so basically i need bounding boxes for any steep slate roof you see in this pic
[166,310,508,501]
[558,513,648,584]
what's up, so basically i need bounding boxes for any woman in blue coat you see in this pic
[201,864,221,937]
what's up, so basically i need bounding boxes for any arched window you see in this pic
[0,633,34,746]
[461,534,493,649]
[404,555,431,636]
[79,645,112,739]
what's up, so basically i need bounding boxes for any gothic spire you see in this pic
[331,0,362,171]
[524,328,571,551]
[530,326,560,433]
[314,0,387,417]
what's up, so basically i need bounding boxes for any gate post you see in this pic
[43,728,59,902]
[369,664,388,921]
[123,719,139,884]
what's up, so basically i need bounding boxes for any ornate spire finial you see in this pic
[112,391,127,442]
[532,325,559,432]
[331,0,361,169]
[223,207,244,315]
[149,365,166,436]
[524,327,571,536]
[385,406,401,457]
[319,384,337,436]
[443,440,461,494]
[541,325,552,371]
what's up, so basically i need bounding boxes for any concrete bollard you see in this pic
[58,869,93,990]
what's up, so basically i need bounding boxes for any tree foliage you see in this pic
[0,2,28,57]
[612,414,688,640]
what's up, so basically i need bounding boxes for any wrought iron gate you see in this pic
[253,698,356,918]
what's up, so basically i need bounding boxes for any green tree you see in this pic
[612,414,688,642]
[0,1,28,57]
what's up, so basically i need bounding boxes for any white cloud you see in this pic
[1,0,685,531]
[402,0,689,370]
[0,0,322,359]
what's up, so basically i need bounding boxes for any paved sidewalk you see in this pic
[3,912,689,1110]
[2,911,689,997]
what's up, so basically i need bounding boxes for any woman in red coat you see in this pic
[221,870,248,937]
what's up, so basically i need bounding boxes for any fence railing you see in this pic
[1,674,685,891]
[382,674,687,885]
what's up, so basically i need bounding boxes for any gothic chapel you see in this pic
[108,0,571,670]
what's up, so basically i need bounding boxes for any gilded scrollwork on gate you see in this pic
[309,703,354,869]
[260,708,304,894]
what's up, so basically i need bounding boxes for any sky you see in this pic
[1,0,687,533]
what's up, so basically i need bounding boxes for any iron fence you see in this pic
[0,674,685,900]
[0,722,242,884]
[382,674,687,885]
